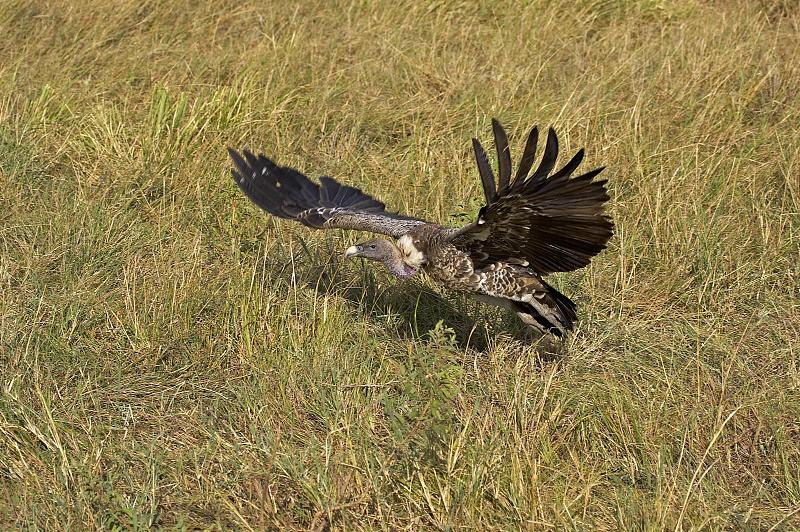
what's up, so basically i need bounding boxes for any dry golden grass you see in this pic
[1,0,798,529]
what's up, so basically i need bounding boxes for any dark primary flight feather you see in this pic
[228,148,427,238]
[492,118,512,197]
[454,124,613,274]
[472,138,496,204]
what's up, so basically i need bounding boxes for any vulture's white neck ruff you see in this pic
[397,235,425,269]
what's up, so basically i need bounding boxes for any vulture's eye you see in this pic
[369,244,376,249]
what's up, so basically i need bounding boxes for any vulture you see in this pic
[228,119,613,337]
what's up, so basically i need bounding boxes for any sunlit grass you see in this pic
[1,0,798,529]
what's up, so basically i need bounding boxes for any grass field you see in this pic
[1,0,799,529]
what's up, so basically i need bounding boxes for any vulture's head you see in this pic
[344,238,421,279]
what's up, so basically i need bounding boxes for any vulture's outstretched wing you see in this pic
[453,119,613,274]
[229,149,428,238]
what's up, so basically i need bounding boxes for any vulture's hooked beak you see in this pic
[343,245,362,260]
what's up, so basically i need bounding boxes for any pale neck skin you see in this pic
[382,244,420,279]
[347,238,423,279]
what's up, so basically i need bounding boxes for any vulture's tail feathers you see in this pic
[511,280,576,337]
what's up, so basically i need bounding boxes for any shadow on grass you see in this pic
[298,248,567,359]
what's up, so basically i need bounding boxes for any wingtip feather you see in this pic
[491,118,512,194]
[472,137,497,203]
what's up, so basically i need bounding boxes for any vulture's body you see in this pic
[229,119,613,337]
